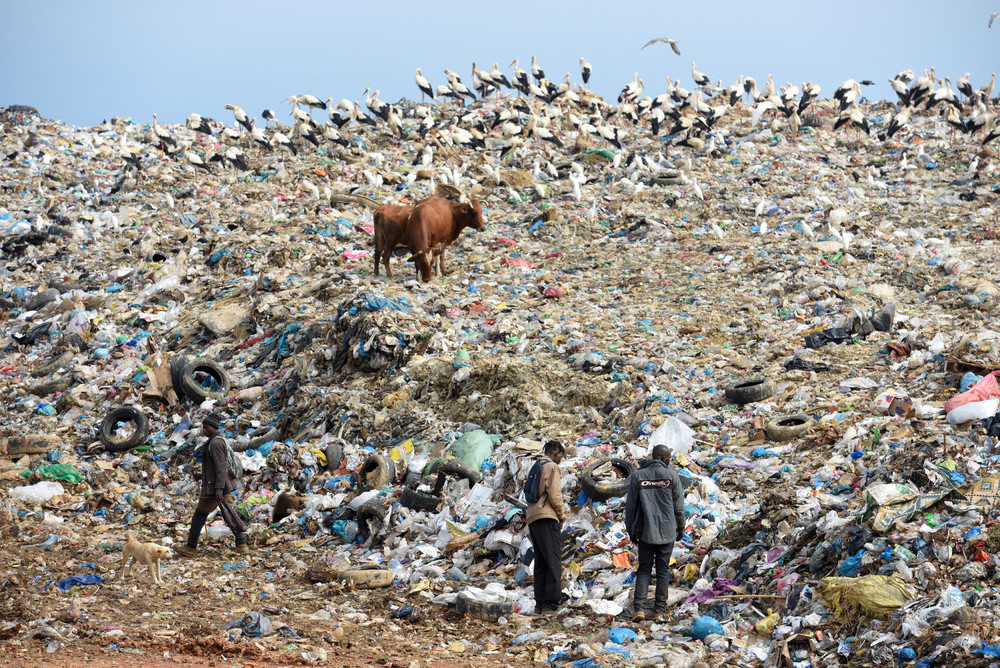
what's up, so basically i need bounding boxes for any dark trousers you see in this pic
[634,540,673,613]
[529,518,562,610]
[186,497,246,548]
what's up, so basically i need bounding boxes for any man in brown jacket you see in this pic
[526,440,565,615]
[175,413,248,556]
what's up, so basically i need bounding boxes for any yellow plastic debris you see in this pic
[819,575,915,622]
[754,608,781,636]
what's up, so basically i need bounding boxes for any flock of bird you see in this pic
[105,41,998,202]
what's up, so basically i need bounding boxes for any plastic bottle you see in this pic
[513,631,544,644]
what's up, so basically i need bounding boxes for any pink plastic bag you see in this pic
[945,371,1000,413]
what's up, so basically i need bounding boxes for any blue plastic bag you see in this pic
[607,627,637,644]
[689,615,724,640]
[56,574,103,591]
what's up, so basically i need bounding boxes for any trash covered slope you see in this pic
[1,71,1000,668]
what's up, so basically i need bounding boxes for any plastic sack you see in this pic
[22,464,83,484]
[754,609,781,636]
[57,574,103,591]
[447,430,495,471]
[689,615,724,640]
[945,371,1000,413]
[818,575,915,622]
[946,398,1000,425]
[607,628,637,644]
[225,611,273,638]
[649,417,695,456]
[10,481,65,504]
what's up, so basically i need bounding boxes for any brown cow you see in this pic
[405,196,486,281]
[373,203,415,277]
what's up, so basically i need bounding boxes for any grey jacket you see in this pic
[625,459,685,545]
[200,436,235,498]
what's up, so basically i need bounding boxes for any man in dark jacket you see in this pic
[625,444,685,621]
[175,413,247,556]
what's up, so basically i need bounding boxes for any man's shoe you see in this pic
[174,545,198,558]
[233,544,249,554]
[632,610,646,623]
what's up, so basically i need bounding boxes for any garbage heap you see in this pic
[2,96,1000,666]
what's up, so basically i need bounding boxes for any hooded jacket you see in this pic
[625,459,685,545]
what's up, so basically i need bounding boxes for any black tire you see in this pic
[179,358,231,402]
[99,406,149,453]
[456,593,513,621]
[399,486,441,512]
[337,564,394,588]
[32,350,74,378]
[431,459,481,495]
[30,377,71,397]
[580,457,636,502]
[765,414,815,442]
[724,376,775,405]
[170,355,190,398]
[5,434,61,456]
[356,500,386,541]
[244,427,279,452]
[324,441,343,471]
[358,454,392,491]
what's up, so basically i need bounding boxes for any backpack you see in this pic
[524,457,549,504]
[217,438,242,481]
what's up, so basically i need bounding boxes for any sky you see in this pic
[1,0,997,128]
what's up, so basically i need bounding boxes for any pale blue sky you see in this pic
[1,0,996,128]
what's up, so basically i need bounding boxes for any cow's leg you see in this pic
[384,242,394,278]
[438,242,452,275]
[373,244,381,276]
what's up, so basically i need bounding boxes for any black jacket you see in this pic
[625,459,685,545]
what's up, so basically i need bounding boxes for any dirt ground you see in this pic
[0,528,605,668]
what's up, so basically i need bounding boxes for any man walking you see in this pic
[625,444,685,622]
[175,413,248,556]
[526,440,566,615]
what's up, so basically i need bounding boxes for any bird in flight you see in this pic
[990,12,1000,28]
[641,37,681,55]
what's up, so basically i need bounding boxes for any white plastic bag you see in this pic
[10,481,65,504]
[946,398,999,424]
[649,416,695,455]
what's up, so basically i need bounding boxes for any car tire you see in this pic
[580,457,636,502]
[99,406,149,453]
[765,414,815,442]
[179,358,231,402]
[724,376,775,405]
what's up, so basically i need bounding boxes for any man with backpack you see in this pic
[625,444,685,622]
[525,440,566,615]
[175,413,248,556]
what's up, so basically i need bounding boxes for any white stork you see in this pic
[151,113,176,152]
[510,59,529,95]
[691,62,709,88]
[415,68,434,102]
[530,55,545,83]
[580,57,592,85]
[224,104,253,133]
[186,113,212,136]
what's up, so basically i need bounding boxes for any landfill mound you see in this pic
[2,77,1000,667]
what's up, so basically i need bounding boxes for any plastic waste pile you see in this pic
[2,87,1000,666]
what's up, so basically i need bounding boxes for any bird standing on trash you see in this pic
[175,413,248,557]
[525,440,566,615]
[625,444,685,623]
